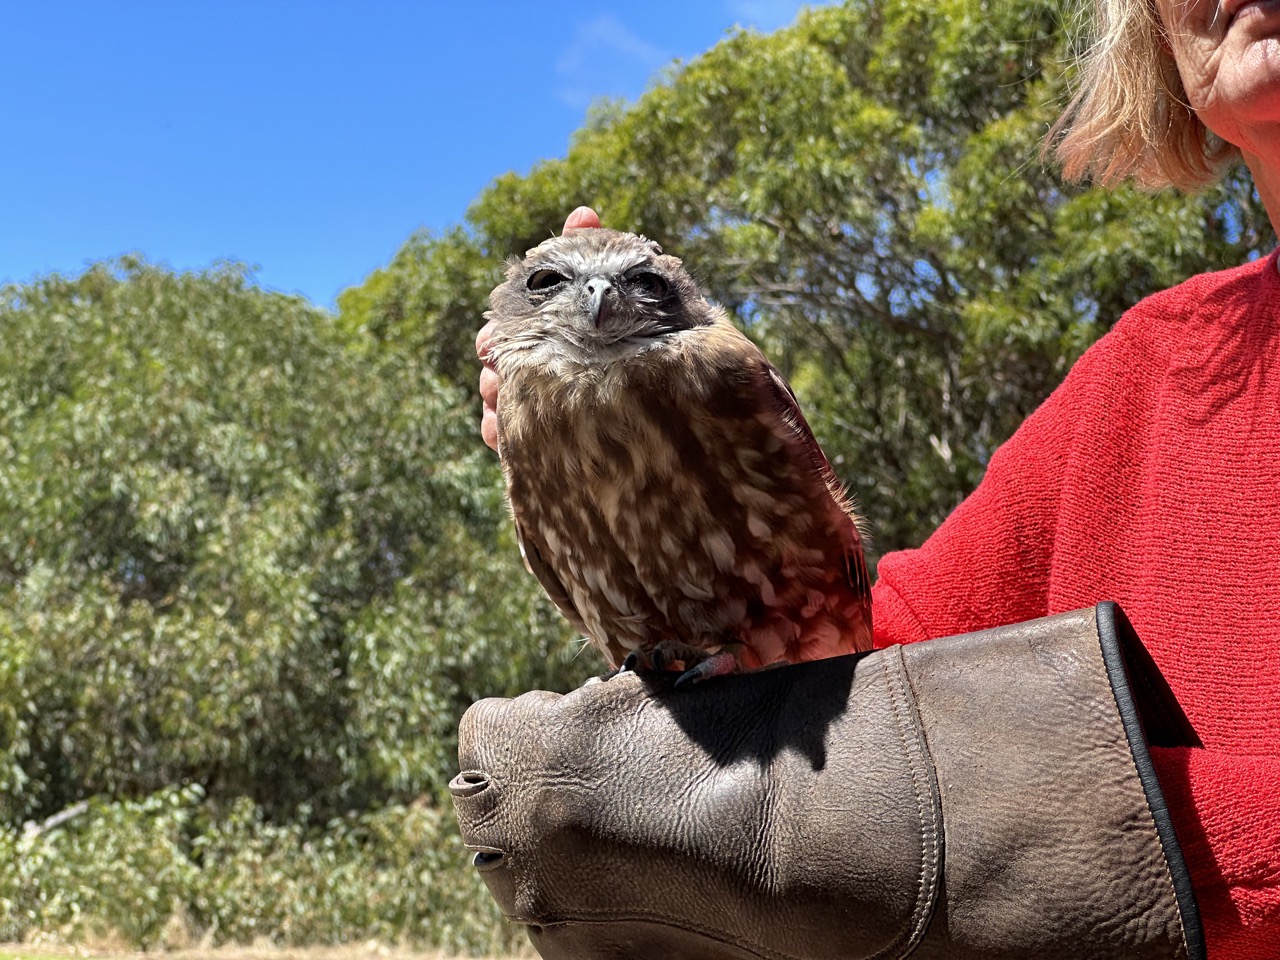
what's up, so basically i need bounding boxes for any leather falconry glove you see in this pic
[451,603,1205,960]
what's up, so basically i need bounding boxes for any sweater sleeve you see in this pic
[1151,747,1280,959]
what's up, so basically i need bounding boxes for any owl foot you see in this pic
[673,650,740,688]
[610,644,741,687]
[651,641,742,687]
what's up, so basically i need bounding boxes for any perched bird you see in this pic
[485,229,872,684]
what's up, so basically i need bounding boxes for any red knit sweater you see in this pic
[872,251,1280,959]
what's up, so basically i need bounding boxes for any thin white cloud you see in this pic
[555,15,669,109]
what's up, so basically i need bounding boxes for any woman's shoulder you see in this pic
[1080,250,1280,372]
[1024,250,1279,423]
[1113,250,1279,338]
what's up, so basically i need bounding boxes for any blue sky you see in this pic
[2,2,821,308]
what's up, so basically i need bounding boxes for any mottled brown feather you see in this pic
[486,229,872,671]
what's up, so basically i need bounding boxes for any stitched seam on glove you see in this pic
[870,646,942,960]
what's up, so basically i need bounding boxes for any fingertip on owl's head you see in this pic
[563,206,602,233]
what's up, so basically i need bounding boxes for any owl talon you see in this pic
[672,651,740,688]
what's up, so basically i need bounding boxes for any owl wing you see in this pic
[760,360,872,602]
[514,518,593,638]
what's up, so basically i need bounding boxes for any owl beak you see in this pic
[585,277,614,327]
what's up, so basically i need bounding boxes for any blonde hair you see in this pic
[1048,0,1238,190]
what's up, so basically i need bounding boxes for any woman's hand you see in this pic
[476,206,602,451]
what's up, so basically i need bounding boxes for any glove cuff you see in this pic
[897,601,1203,960]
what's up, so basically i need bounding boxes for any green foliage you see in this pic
[0,259,582,828]
[347,546,592,794]
[1,788,201,947]
[337,228,497,392]
[0,785,517,955]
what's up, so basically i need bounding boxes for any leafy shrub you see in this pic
[0,786,518,956]
[0,259,584,827]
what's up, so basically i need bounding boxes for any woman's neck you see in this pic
[1242,151,1280,249]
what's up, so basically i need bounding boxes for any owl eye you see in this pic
[527,269,568,291]
[625,271,669,296]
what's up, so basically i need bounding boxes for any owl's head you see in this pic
[485,229,716,360]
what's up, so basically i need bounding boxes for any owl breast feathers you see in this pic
[484,228,872,676]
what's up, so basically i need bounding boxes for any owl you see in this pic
[484,229,872,685]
